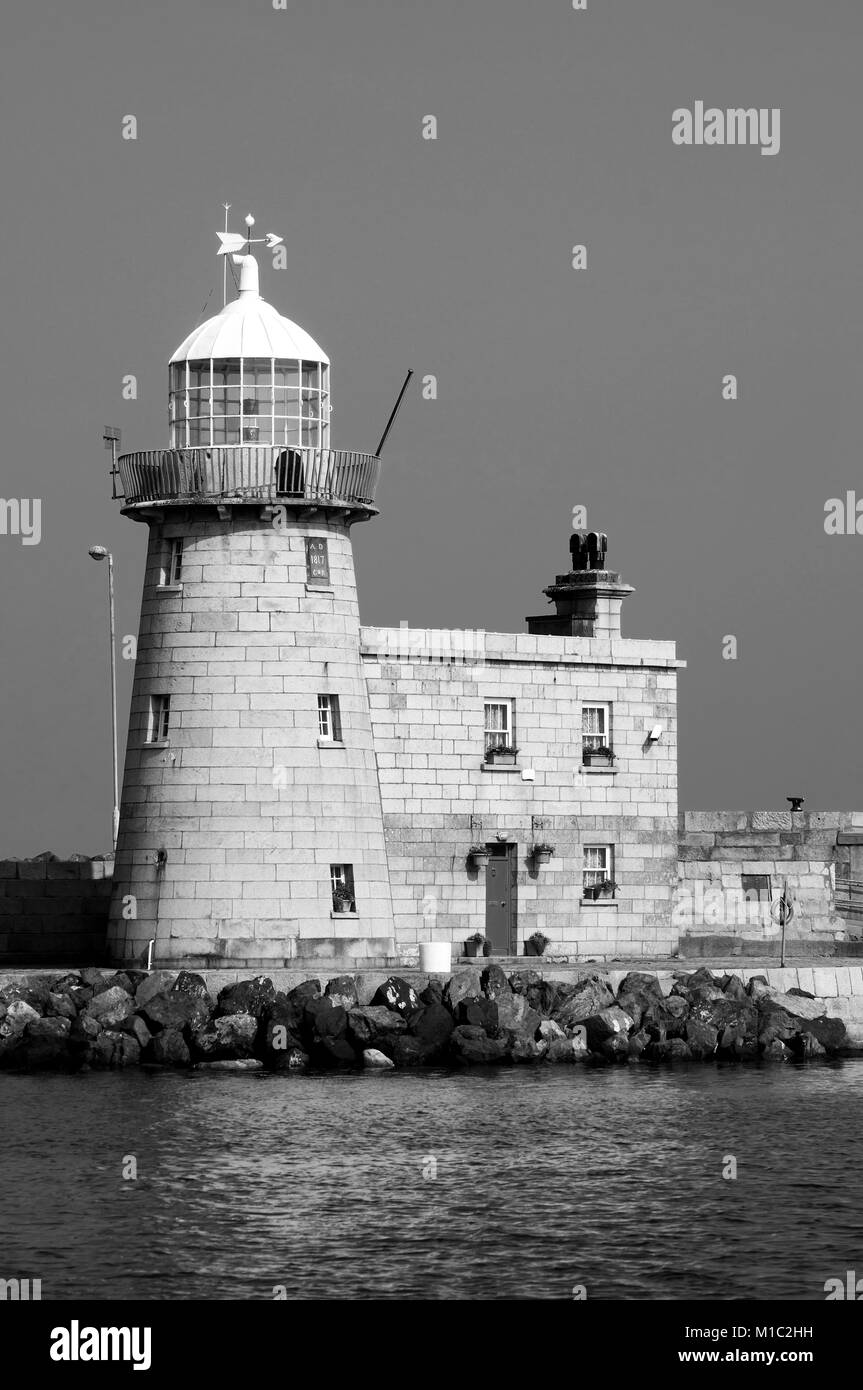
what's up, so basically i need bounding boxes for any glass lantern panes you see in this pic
[169,358,330,448]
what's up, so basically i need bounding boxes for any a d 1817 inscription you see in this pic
[305,537,330,587]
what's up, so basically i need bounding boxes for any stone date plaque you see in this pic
[305,538,330,587]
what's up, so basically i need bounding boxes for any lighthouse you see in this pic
[106,224,396,967]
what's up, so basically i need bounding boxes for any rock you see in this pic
[5,1000,41,1032]
[645,1037,691,1062]
[287,980,322,1007]
[509,1037,545,1063]
[388,1035,438,1067]
[552,976,616,1029]
[449,1025,507,1066]
[305,997,348,1041]
[149,1029,191,1067]
[684,1020,718,1059]
[103,1031,141,1068]
[581,1006,635,1050]
[746,975,771,999]
[47,992,77,1020]
[721,975,748,1001]
[717,1024,759,1059]
[457,997,500,1034]
[214,1012,258,1054]
[48,972,82,994]
[526,979,566,1016]
[172,970,211,1002]
[314,1037,358,1068]
[325,975,359,1011]
[284,1048,310,1070]
[668,1038,692,1060]
[766,991,826,1023]
[216,976,276,1019]
[409,1002,455,1048]
[787,986,816,999]
[1,980,52,1012]
[261,1018,304,1069]
[197,1058,263,1071]
[698,997,759,1038]
[371,976,421,1019]
[139,992,210,1035]
[618,972,665,1003]
[443,970,483,1013]
[799,1017,846,1053]
[539,1019,566,1042]
[80,967,111,993]
[134,971,178,1006]
[598,1034,630,1062]
[480,964,511,1001]
[363,1048,395,1069]
[796,1033,827,1059]
[496,993,541,1040]
[547,1037,585,1063]
[27,1015,71,1040]
[346,1006,407,1049]
[113,1014,153,1050]
[69,1013,101,1046]
[419,980,444,1007]
[509,970,541,996]
[760,1038,790,1061]
[106,971,137,995]
[86,986,135,1027]
[628,1028,650,1058]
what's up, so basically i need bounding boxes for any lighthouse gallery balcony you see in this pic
[117,444,381,510]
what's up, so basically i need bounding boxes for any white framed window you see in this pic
[583,845,614,894]
[147,695,171,743]
[582,702,611,754]
[160,538,184,587]
[330,863,356,911]
[318,694,342,742]
[484,699,514,755]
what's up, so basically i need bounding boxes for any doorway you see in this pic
[485,843,517,954]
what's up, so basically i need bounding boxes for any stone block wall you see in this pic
[362,626,681,959]
[0,858,112,963]
[676,810,863,947]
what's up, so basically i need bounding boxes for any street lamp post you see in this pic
[89,545,119,851]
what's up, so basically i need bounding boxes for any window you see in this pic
[318,694,342,742]
[160,538,183,586]
[147,695,171,743]
[583,845,614,896]
[330,863,356,912]
[582,702,611,756]
[484,699,513,756]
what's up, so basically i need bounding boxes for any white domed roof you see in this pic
[170,255,329,365]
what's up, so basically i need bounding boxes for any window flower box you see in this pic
[485,745,519,766]
[531,843,555,866]
[584,879,617,902]
[583,745,615,768]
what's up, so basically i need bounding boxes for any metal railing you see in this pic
[117,446,381,508]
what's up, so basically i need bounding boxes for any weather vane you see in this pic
[218,209,284,304]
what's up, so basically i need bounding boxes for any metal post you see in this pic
[107,554,120,851]
[374,370,414,457]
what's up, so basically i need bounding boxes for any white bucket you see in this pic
[420,941,452,974]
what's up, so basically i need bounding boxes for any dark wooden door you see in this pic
[485,844,516,953]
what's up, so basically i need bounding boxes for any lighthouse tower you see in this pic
[107,229,395,966]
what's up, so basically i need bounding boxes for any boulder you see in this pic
[552,976,616,1029]
[363,1048,395,1069]
[598,1034,631,1062]
[371,976,421,1019]
[80,967,111,993]
[172,970,211,1002]
[443,970,483,1013]
[717,1024,759,1059]
[86,986,135,1027]
[721,974,748,1001]
[457,997,500,1034]
[761,1038,791,1061]
[18,1015,74,1068]
[746,975,771,999]
[139,991,209,1035]
[102,1030,141,1068]
[325,976,359,1011]
[628,1028,650,1058]
[409,1002,455,1048]
[113,1014,153,1051]
[618,972,665,1003]
[546,1037,585,1063]
[496,993,541,1041]
[134,972,178,1006]
[346,1006,406,1049]
[5,1000,41,1032]
[0,981,51,1012]
[449,1025,507,1066]
[388,1035,438,1067]
[480,964,511,1001]
[314,1037,358,1068]
[47,992,77,1020]
[538,1019,565,1042]
[509,970,541,996]
[265,992,305,1041]
[216,976,276,1019]
[766,991,826,1023]
[581,1006,635,1050]
[509,1037,545,1063]
[799,1017,846,1053]
[260,1018,305,1069]
[207,1013,258,1058]
[525,979,567,1017]
[305,997,348,1042]
[419,980,444,1007]
[197,1058,263,1071]
[287,980,322,1007]
[48,972,82,994]
[795,1033,827,1059]
[684,1020,718,1059]
[149,1029,191,1067]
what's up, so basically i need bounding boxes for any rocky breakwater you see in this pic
[0,965,855,1073]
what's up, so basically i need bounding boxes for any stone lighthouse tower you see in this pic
[107,228,395,966]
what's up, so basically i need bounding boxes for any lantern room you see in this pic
[168,253,331,449]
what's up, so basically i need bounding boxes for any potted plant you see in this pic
[524,930,549,957]
[583,744,615,767]
[585,879,617,901]
[485,744,519,766]
[464,931,486,958]
[469,844,491,869]
[531,842,555,866]
[332,884,355,913]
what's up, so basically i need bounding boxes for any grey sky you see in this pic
[1,0,861,854]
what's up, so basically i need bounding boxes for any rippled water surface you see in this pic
[3,1061,862,1300]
